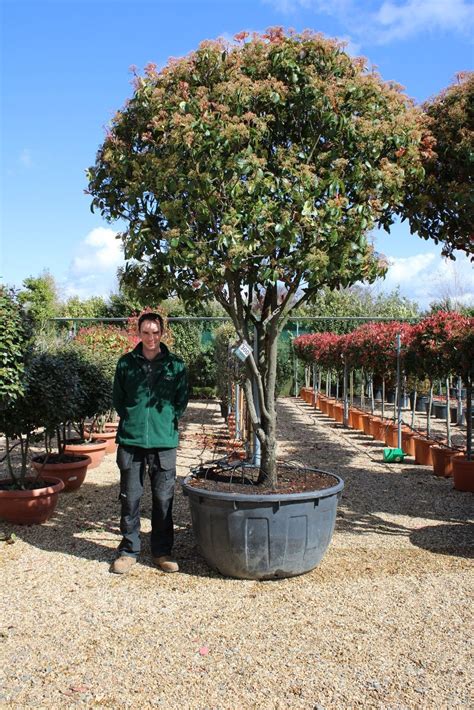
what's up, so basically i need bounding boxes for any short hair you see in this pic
[138,312,164,332]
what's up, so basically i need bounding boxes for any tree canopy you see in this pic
[88,28,428,328]
[404,71,474,260]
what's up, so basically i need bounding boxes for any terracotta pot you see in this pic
[64,439,107,469]
[0,476,64,524]
[413,437,434,466]
[401,429,416,457]
[319,397,328,414]
[32,455,92,492]
[91,430,117,454]
[452,456,474,492]
[430,446,457,477]
[326,401,335,419]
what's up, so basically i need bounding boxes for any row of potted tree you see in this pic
[294,311,473,492]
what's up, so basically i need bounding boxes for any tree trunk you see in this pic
[466,376,472,461]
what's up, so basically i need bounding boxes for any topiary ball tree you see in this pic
[88,28,428,486]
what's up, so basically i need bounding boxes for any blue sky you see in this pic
[1,0,473,309]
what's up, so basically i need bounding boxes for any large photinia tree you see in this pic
[404,71,474,260]
[87,28,429,486]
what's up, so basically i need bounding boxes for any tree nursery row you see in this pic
[294,310,473,492]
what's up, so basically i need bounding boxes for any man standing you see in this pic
[111,312,188,574]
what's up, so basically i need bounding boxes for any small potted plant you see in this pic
[0,289,64,522]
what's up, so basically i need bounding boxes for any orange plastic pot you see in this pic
[413,437,434,466]
[351,410,364,430]
[452,456,474,492]
[369,417,384,441]
[64,439,107,469]
[91,430,117,454]
[361,414,373,436]
[0,476,65,524]
[32,455,92,492]
[401,429,416,457]
[383,422,398,448]
[333,403,344,424]
[431,446,457,477]
[104,421,119,432]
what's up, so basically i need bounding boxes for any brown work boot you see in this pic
[111,556,137,575]
[153,555,179,573]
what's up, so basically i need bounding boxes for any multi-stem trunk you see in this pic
[243,321,280,488]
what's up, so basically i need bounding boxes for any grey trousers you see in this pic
[116,445,177,558]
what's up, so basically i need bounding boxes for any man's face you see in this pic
[139,319,162,356]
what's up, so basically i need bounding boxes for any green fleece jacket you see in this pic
[113,342,188,449]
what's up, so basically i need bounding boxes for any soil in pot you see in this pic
[186,462,338,495]
[32,454,92,492]
[0,476,65,524]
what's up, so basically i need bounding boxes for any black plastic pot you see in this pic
[433,402,457,422]
[409,393,430,412]
[415,395,429,413]
[182,470,344,580]
[463,407,474,425]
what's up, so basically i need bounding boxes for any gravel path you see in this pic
[1,398,473,709]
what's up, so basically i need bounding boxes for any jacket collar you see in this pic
[132,341,171,362]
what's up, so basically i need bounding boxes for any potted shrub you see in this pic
[88,29,430,578]
[406,311,465,467]
[61,346,113,467]
[0,291,64,522]
[28,349,93,491]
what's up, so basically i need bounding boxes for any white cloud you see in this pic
[65,227,125,298]
[71,227,124,274]
[374,0,474,43]
[262,0,474,45]
[375,250,474,308]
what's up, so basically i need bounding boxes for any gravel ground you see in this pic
[0,397,473,709]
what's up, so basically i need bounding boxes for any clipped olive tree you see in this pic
[88,29,428,486]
